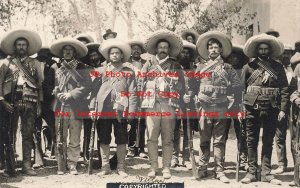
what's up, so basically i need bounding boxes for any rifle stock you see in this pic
[33,129,44,167]
[236,91,245,182]
[57,103,66,174]
[295,110,300,186]
[88,101,98,175]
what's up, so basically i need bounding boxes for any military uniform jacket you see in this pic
[53,59,92,113]
[0,56,43,102]
[195,56,242,105]
[138,55,185,109]
[241,57,289,112]
[89,62,137,115]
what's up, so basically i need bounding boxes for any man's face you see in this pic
[109,47,123,63]
[106,34,115,40]
[257,43,271,59]
[281,50,293,66]
[131,45,142,59]
[37,49,51,62]
[228,53,242,69]
[89,51,100,64]
[208,42,222,60]
[62,45,76,60]
[14,39,29,56]
[156,41,170,60]
[186,35,195,44]
[179,48,191,62]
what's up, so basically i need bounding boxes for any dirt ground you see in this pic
[0,126,295,188]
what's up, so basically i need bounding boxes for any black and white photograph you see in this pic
[0,0,300,187]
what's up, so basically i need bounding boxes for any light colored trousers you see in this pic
[145,101,176,170]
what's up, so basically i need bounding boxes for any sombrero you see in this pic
[144,29,183,57]
[0,28,42,56]
[181,29,199,42]
[128,39,146,53]
[75,33,94,44]
[103,29,117,40]
[291,52,300,64]
[196,31,232,60]
[243,33,284,58]
[265,28,280,38]
[50,37,88,58]
[182,40,197,60]
[99,39,131,62]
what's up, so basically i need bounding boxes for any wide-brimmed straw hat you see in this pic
[291,52,300,64]
[128,39,146,53]
[196,31,232,60]
[182,40,197,60]
[50,37,88,58]
[243,33,284,58]
[144,29,183,57]
[75,33,94,44]
[0,28,42,56]
[181,29,199,42]
[99,39,131,62]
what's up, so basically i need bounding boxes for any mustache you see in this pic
[158,52,167,55]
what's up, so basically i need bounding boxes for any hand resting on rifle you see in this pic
[0,100,14,113]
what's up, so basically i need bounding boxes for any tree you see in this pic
[193,0,257,37]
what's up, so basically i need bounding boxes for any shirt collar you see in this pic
[156,55,169,64]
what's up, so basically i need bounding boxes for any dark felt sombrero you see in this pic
[103,29,117,40]
[75,33,94,44]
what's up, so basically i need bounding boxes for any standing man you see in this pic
[171,40,197,170]
[35,46,57,159]
[272,45,296,175]
[50,38,92,175]
[192,31,242,183]
[82,42,105,161]
[0,28,44,176]
[241,33,288,185]
[89,39,137,177]
[126,39,147,158]
[103,29,117,40]
[140,30,185,179]
[224,44,249,171]
[0,47,7,171]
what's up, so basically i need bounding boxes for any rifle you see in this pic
[295,109,300,186]
[184,75,198,179]
[4,75,17,176]
[88,101,98,175]
[33,127,44,168]
[57,103,66,174]
[236,91,245,182]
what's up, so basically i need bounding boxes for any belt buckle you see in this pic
[254,104,259,110]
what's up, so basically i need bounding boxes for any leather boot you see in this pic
[117,144,127,177]
[22,140,37,176]
[97,144,111,176]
